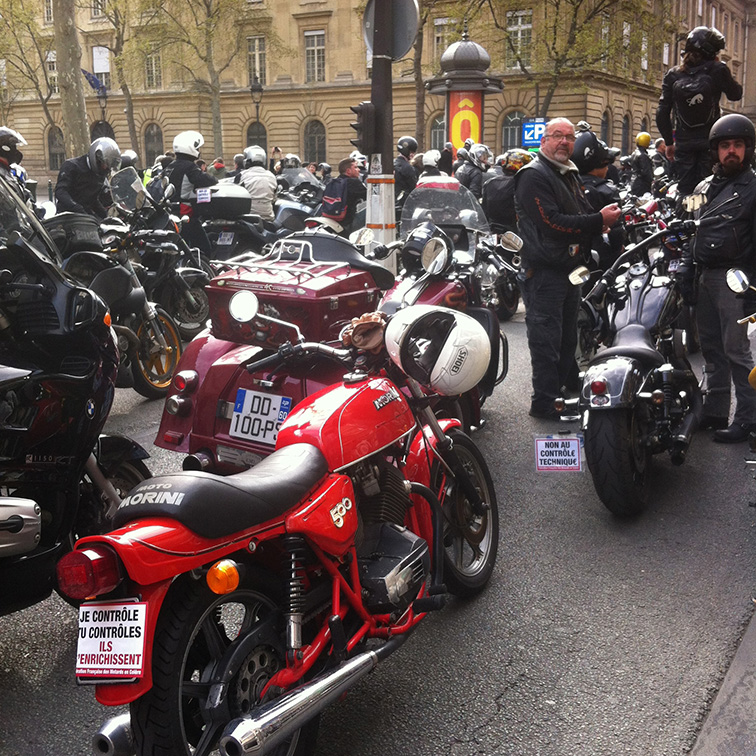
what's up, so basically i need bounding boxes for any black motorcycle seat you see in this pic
[593,324,664,367]
[113,443,329,539]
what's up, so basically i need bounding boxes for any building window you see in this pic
[93,46,111,90]
[601,110,611,145]
[430,115,446,150]
[663,42,670,66]
[48,127,65,171]
[303,120,326,164]
[144,123,163,168]
[600,15,610,69]
[505,10,532,69]
[621,114,630,155]
[305,31,325,83]
[697,0,703,19]
[501,111,525,150]
[247,36,266,87]
[641,34,648,71]
[734,22,740,54]
[246,122,267,155]
[434,18,452,59]
[44,0,53,24]
[91,121,115,140]
[622,22,631,68]
[91,0,106,18]
[46,51,58,94]
[145,45,162,90]
[710,6,716,27]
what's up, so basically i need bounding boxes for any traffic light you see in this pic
[349,101,376,156]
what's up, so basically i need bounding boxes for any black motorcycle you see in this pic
[0,180,150,615]
[564,220,702,516]
[104,167,212,341]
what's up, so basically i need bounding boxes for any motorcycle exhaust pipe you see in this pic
[92,712,134,756]
[669,391,703,466]
[183,451,214,471]
[220,637,406,756]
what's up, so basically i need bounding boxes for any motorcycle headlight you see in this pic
[479,263,500,289]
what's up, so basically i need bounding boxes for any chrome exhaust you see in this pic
[92,712,134,756]
[182,450,214,471]
[220,637,406,756]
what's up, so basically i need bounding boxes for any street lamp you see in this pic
[249,75,263,123]
[97,86,108,123]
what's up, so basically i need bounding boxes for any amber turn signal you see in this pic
[206,559,241,594]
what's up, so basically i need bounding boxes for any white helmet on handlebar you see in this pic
[385,305,490,396]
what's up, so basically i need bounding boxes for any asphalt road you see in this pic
[1,308,755,756]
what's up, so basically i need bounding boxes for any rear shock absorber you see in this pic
[284,535,307,652]
[660,364,675,420]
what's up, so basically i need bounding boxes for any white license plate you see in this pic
[229,389,292,446]
[217,231,235,245]
[75,600,147,681]
[668,258,680,272]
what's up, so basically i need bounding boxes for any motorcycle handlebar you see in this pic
[245,341,353,373]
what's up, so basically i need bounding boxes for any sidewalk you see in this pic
[691,608,756,756]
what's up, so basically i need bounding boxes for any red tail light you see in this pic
[56,546,123,601]
[590,378,608,395]
[173,370,199,394]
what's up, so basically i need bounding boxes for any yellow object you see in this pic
[749,365,756,391]
[636,132,652,148]
[206,559,241,594]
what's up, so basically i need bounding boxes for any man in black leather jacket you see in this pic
[514,118,621,419]
[682,113,756,442]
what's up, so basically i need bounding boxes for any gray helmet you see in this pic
[243,145,266,167]
[120,149,139,169]
[456,147,469,162]
[0,127,27,165]
[283,153,301,168]
[88,137,121,176]
[469,143,492,170]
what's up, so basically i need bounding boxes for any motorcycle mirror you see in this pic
[228,290,260,322]
[499,231,523,253]
[568,266,591,286]
[349,228,374,247]
[421,238,452,274]
[726,268,751,294]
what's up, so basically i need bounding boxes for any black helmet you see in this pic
[397,136,418,158]
[709,113,756,163]
[572,130,610,173]
[684,26,725,59]
[0,127,27,165]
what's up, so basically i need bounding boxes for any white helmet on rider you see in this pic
[422,149,441,167]
[172,130,204,158]
[384,305,490,396]
[283,153,301,168]
[243,144,267,167]
[88,137,121,176]
[469,143,492,170]
[349,150,368,170]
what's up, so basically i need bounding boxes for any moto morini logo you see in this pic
[450,347,468,375]
[118,483,185,509]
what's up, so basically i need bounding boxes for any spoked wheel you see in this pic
[169,283,210,341]
[435,429,499,597]
[131,307,183,400]
[576,304,598,369]
[495,276,520,321]
[584,407,651,517]
[131,577,318,756]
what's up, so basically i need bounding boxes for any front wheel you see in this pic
[435,430,499,597]
[130,575,318,756]
[131,307,183,400]
[168,282,210,341]
[583,408,650,517]
[495,275,520,321]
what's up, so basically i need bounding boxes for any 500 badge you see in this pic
[330,497,353,528]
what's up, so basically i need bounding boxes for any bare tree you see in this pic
[54,0,89,155]
[481,0,674,117]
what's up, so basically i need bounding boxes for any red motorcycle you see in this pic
[56,301,499,756]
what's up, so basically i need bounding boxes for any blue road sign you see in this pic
[522,118,546,147]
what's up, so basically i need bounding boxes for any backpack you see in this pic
[672,66,717,130]
[320,176,349,221]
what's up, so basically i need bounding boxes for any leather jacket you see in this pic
[55,155,110,218]
[514,154,603,271]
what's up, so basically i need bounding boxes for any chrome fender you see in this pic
[579,356,649,416]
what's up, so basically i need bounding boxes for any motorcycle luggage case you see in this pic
[195,184,252,220]
[43,213,103,258]
[208,257,383,345]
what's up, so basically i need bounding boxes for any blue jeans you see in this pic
[520,267,581,411]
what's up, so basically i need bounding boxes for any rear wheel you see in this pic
[435,430,499,597]
[584,408,650,516]
[169,282,210,341]
[131,575,318,756]
[131,307,183,400]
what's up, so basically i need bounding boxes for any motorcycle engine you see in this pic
[351,459,430,614]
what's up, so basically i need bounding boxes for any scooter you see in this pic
[0,177,150,616]
[56,301,499,756]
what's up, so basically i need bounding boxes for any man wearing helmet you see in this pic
[438,142,454,175]
[514,117,621,419]
[55,137,120,219]
[164,130,217,252]
[238,145,277,221]
[481,148,534,233]
[0,127,29,200]
[630,132,654,196]
[678,114,756,442]
[656,26,742,195]
[394,136,418,207]
[456,143,491,199]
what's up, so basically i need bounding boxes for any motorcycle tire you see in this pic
[131,307,183,400]
[168,282,210,341]
[435,429,499,597]
[583,408,650,517]
[130,573,319,756]
[495,277,520,321]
